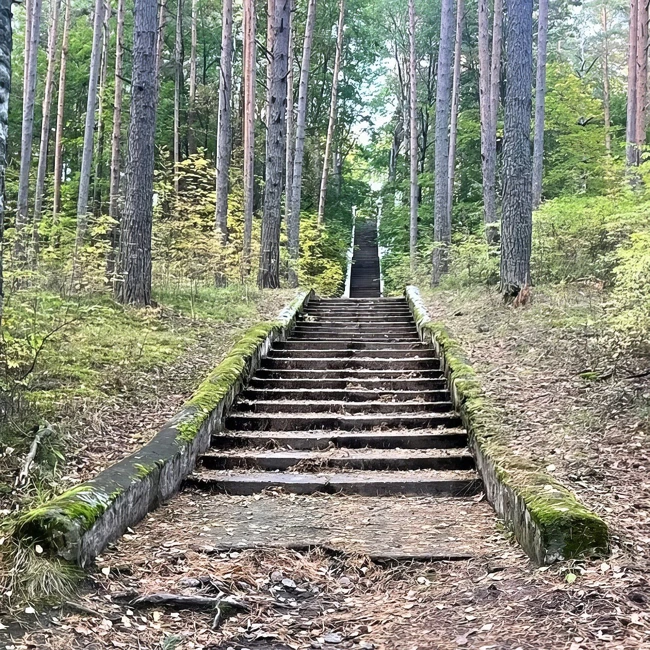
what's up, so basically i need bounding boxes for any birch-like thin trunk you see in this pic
[155,0,167,85]
[532,0,548,209]
[284,1,295,229]
[258,0,291,288]
[173,0,183,195]
[266,0,276,127]
[635,0,648,160]
[93,5,110,217]
[32,0,62,261]
[447,0,463,225]
[490,0,503,145]
[242,0,256,271]
[107,0,126,277]
[0,0,12,318]
[431,0,455,285]
[214,0,233,243]
[53,0,71,222]
[188,0,198,154]
[626,0,638,167]
[15,0,43,261]
[74,0,106,254]
[288,0,316,286]
[317,0,345,225]
[408,0,418,273]
[602,4,611,154]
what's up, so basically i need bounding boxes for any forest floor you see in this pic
[2,284,650,649]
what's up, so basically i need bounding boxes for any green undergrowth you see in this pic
[406,287,609,562]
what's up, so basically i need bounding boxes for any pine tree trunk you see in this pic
[284,1,295,231]
[214,0,233,243]
[447,0,463,226]
[242,0,256,272]
[626,0,638,167]
[93,5,110,217]
[188,0,198,155]
[52,0,71,223]
[490,0,503,146]
[116,0,158,305]
[430,0,455,285]
[32,0,62,262]
[501,0,533,299]
[317,0,345,225]
[266,0,276,127]
[408,0,418,273]
[107,0,126,277]
[635,0,648,160]
[155,0,167,84]
[288,0,316,286]
[0,0,12,318]
[531,0,548,209]
[258,0,291,289]
[75,0,106,255]
[173,0,183,195]
[602,4,611,155]
[15,0,43,261]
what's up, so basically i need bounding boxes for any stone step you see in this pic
[212,429,468,450]
[186,469,482,497]
[305,308,413,317]
[268,348,436,359]
[225,412,461,431]
[241,388,450,402]
[291,333,421,342]
[233,399,454,415]
[261,357,438,371]
[274,341,425,351]
[301,315,414,324]
[311,298,405,305]
[249,377,448,390]
[254,368,443,380]
[294,323,416,331]
[199,448,475,471]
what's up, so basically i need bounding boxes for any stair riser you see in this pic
[254,369,443,379]
[291,334,421,342]
[294,324,416,332]
[262,359,439,371]
[233,401,454,414]
[274,342,424,350]
[269,349,435,359]
[302,316,414,323]
[249,378,448,390]
[241,389,450,402]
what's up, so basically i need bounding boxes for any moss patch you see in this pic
[406,285,609,563]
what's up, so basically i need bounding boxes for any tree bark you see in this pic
[242,0,256,271]
[107,0,126,277]
[258,0,291,288]
[75,0,107,254]
[0,0,12,318]
[93,4,110,217]
[626,0,638,166]
[53,0,71,223]
[447,0,463,226]
[155,0,167,85]
[284,0,295,233]
[173,0,183,195]
[602,4,611,155]
[214,0,233,243]
[409,0,418,273]
[532,0,548,209]
[266,0,276,127]
[32,0,62,262]
[116,0,158,305]
[288,0,316,286]
[635,0,648,160]
[501,0,533,298]
[490,0,503,147]
[431,0,455,285]
[188,0,198,155]
[317,0,345,225]
[15,0,43,261]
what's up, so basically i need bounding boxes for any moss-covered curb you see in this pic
[405,286,609,565]
[15,290,314,566]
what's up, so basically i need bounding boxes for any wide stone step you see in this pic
[249,377,448,390]
[294,323,416,332]
[233,399,454,415]
[199,448,475,471]
[261,357,438,370]
[225,412,461,431]
[291,333,421,342]
[186,469,482,497]
[274,341,424,351]
[268,348,435,359]
[305,309,413,317]
[254,368,443,380]
[241,388,450,402]
[212,429,468,450]
[302,316,414,324]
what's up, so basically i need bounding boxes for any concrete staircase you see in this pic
[349,218,381,298]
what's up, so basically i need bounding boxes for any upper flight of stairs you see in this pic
[349,219,381,298]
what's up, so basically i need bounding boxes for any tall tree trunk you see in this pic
[93,4,110,217]
[317,0,345,225]
[288,0,316,286]
[258,0,291,288]
[242,0,256,271]
[501,0,533,299]
[117,0,158,305]
[188,0,198,154]
[32,0,62,262]
[53,0,71,223]
[284,0,295,232]
[531,0,548,209]
[0,0,12,318]
[431,0,455,285]
[107,0,126,277]
[214,0,233,243]
[626,0,638,166]
[490,0,503,146]
[155,0,167,85]
[15,0,43,261]
[266,0,276,127]
[75,0,106,255]
[408,0,418,273]
[602,4,611,155]
[635,0,648,160]
[173,0,183,195]
[447,0,463,225]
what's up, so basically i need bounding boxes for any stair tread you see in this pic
[202,448,471,459]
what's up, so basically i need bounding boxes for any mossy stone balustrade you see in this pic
[405,286,609,565]
[15,291,314,566]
